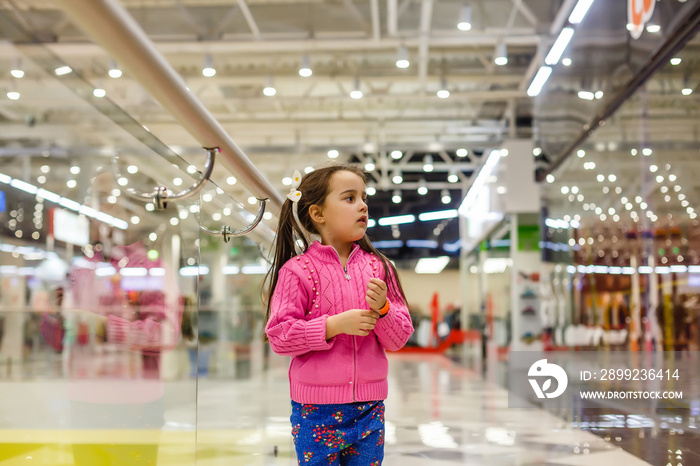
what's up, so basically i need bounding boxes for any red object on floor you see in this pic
[395,329,481,353]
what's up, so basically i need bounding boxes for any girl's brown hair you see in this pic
[262,164,407,339]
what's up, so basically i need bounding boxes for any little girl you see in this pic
[264,164,414,465]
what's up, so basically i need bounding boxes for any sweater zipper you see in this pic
[330,245,360,399]
[331,246,359,280]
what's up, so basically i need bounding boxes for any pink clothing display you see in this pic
[40,241,183,405]
[265,241,414,404]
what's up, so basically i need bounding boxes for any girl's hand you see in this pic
[365,278,387,312]
[326,309,378,338]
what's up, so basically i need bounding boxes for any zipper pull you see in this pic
[345,272,351,280]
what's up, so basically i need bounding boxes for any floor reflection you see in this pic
[3,351,699,464]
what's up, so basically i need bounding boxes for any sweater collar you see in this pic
[306,241,361,264]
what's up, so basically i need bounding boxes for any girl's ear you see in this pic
[308,204,324,224]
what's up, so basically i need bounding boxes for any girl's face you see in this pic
[315,170,368,245]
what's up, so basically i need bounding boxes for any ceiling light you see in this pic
[417,178,432,196]
[299,54,312,77]
[66,180,77,188]
[577,149,585,158]
[668,174,677,181]
[448,170,459,183]
[456,148,468,157]
[54,65,72,76]
[202,54,216,77]
[6,91,19,100]
[568,0,595,24]
[282,177,292,186]
[527,66,552,96]
[545,27,574,65]
[681,88,692,96]
[533,147,542,156]
[415,256,450,274]
[396,46,410,68]
[365,157,375,172]
[670,57,682,65]
[419,210,457,221]
[392,170,403,184]
[649,164,658,172]
[379,214,414,226]
[350,78,363,99]
[608,174,616,182]
[10,58,24,78]
[642,148,652,156]
[494,43,508,66]
[423,155,434,172]
[459,149,502,215]
[304,166,314,174]
[546,174,555,183]
[595,91,604,99]
[562,57,572,66]
[70,166,80,175]
[578,91,594,100]
[457,6,472,31]
[93,88,106,98]
[437,89,450,99]
[392,190,402,204]
[326,149,339,159]
[646,24,660,33]
[108,59,122,78]
[263,76,276,96]
[391,150,403,160]
[127,165,138,174]
[367,186,376,196]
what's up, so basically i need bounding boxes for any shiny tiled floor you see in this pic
[3,350,683,465]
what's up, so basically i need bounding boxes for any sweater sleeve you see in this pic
[265,266,335,356]
[372,262,414,351]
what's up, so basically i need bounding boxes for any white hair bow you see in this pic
[286,170,318,248]
[287,170,302,203]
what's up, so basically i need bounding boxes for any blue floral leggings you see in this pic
[290,400,385,465]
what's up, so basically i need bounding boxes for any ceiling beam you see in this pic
[237,0,262,40]
[387,0,397,37]
[417,0,434,89]
[43,32,540,57]
[370,0,380,41]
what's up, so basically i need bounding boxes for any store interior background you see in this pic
[0,0,699,464]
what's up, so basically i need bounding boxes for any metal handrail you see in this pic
[57,0,284,213]
[200,198,268,242]
[112,147,217,210]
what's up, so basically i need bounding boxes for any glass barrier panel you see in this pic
[0,42,200,465]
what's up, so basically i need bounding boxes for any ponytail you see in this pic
[262,198,307,341]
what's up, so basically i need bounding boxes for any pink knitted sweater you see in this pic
[265,241,414,404]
